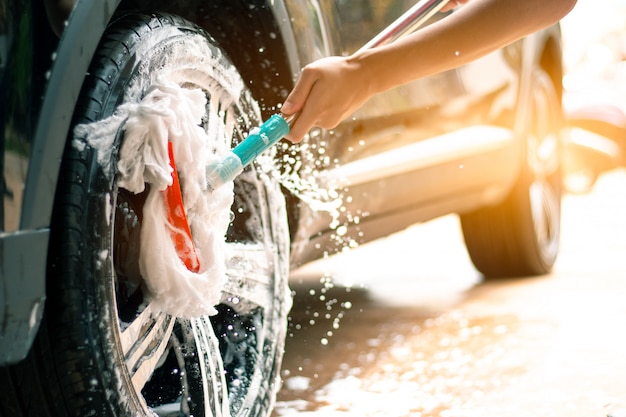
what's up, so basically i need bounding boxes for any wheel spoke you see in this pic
[190,316,230,417]
[119,305,176,391]
[222,242,274,311]
[536,133,561,175]
[528,75,561,259]
[530,181,560,256]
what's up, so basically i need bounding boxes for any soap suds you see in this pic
[76,79,233,318]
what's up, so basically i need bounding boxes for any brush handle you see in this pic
[232,114,290,166]
[357,0,450,52]
[205,152,243,190]
[206,114,290,190]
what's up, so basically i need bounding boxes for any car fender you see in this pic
[0,0,121,366]
[21,0,121,230]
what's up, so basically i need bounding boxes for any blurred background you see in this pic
[561,0,626,192]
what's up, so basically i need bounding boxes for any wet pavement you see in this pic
[273,169,626,417]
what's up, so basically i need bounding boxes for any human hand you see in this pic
[281,55,373,143]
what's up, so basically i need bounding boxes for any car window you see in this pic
[334,0,416,54]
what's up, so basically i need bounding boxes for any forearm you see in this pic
[353,0,577,95]
[281,0,577,142]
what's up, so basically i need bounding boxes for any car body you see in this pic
[1,0,564,416]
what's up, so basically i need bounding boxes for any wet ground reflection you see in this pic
[273,170,626,417]
[279,283,527,417]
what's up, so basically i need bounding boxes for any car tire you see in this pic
[460,68,562,279]
[0,12,290,417]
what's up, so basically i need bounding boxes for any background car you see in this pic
[0,0,564,416]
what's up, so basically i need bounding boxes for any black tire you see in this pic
[460,69,562,279]
[0,13,290,417]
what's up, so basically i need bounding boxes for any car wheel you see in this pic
[0,13,290,417]
[460,68,562,278]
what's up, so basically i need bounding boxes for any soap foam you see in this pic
[76,79,233,318]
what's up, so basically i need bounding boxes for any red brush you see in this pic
[163,141,200,272]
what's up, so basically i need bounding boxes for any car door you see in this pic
[288,0,524,265]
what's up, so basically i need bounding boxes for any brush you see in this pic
[205,0,450,191]
[206,113,293,190]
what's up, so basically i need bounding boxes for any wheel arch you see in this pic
[518,25,565,118]
[538,27,565,109]
[22,0,122,230]
[511,25,565,158]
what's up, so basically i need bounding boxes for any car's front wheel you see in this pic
[460,68,562,278]
[0,13,290,417]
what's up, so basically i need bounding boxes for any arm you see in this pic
[282,0,577,142]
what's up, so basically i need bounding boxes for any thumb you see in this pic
[281,71,316,115]
[281,95,298,116]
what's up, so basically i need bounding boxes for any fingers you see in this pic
[281,56,363,142]
[283,90,319,143]
[283,80,343,143]
[281,68,314,142]
[281,67,323,143]
[283,101,318,143]
[281,67,317,117]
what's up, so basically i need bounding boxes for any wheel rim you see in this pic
[526,73,561,264]
[108,70,285,417]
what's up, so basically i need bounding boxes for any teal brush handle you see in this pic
[206,114,290,190]
[233,114,290,165]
